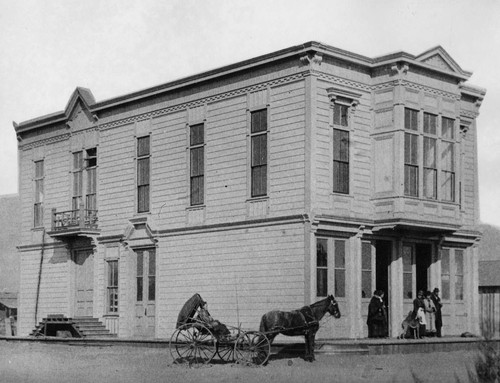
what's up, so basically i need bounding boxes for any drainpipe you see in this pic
[34,229,46,327]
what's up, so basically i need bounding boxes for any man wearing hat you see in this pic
[430,288,443,337]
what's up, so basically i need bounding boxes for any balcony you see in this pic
[48,207,100,238]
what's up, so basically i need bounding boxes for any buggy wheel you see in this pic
[234,331,270,366]
[217,341,236,363]
[169,324,217,365]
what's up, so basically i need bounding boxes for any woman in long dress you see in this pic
[367,290,387,338]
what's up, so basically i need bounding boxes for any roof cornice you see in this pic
[14,41,478,133]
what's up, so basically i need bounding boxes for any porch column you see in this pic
[349,232,363,338]
[469,244,480,334]
[389,240,404,338]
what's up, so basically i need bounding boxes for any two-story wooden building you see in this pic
[14,42,485,339]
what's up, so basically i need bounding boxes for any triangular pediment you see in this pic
[415,46,471,78]
[64,87,97,130]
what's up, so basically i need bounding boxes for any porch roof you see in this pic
[0,293,18,309]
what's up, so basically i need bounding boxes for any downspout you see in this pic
[34,229,46,327]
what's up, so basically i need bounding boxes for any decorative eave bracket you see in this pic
[326,87,362,111]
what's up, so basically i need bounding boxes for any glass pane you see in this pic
[149,250,156,275]
[190,124,204,146]
[138,185,150,213]
[252,134,267,166]
[424,168,437,199]
[441,142,454,171]
[73,152,83,170]
[404,165,418,197]
[317,239,328,267]
[362,271,371,298]
[442,277,450,300]
[403,273,413,299]
[136,277,143,302]
[190,147,204,177]
[251,110,267,133]
[424,113,437,134]
[441,249,450,274]
[455,275,463,300]
[405,108,418,131]
[333,161,349,194]
[251,165,267,197]
[334,240,345,268]
[137,252,143,276]
[191,176,204,205]
[424,137,436,167]
[441,171,455,201]
[334,104,348,127]
[137,136,150,157]
[442,117,454,139]
[403,246,412,272]
[405,133,418,165]
[334,269,345,297]
[317,269,327,297]
[148,276,156,301]
[361,242,371,270]
[455,250,464,275]
[333,129,349,161]
[137,158,150,185]
[35,160,44,178]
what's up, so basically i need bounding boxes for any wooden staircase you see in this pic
[31,316,117,338]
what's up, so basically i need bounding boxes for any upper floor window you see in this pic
[190,124,204,206]
[137,136,150,213]
[86,148,97,211]
[404,108,456,202]
[333,128,349,194]
[34,160,44,227]
[333,104,349,127]
[250,109,267,197]
[72,148,97,212]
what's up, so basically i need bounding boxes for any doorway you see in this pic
[416,244,432,294]
[74,249,94,317]
[375,241,391,301]
[134,248,156,338]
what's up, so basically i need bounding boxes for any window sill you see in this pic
[331,192,353,198]
[103,314,119,318]
[31,226,45,232]
[246,195,269,203]
[186,205,206,211]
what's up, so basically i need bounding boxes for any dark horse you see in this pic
[259,295,341,362]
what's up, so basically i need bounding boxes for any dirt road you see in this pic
[0,340,480,383]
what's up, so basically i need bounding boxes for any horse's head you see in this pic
[327,295,341,319]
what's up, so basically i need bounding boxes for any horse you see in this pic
[259,295,341,362]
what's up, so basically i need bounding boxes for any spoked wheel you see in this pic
[234,331,271,366]
[216,326,240,363]
[169,324,217,365]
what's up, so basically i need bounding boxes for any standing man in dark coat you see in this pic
[367,290,387,338]
[430,288,443,337]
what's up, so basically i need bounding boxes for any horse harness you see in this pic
[298,306,319,333]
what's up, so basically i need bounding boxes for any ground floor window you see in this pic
[440,248,464,301]
[316,237,346,298]
[107,260,118,313]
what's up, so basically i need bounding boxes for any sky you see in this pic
[1,0,499,226]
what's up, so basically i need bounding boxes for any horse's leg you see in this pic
[310,331,316,361]
[304,331,313,362]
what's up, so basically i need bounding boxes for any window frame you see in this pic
[33,160,44,228]
[106,260,119,314]
[315,237,347,299]
[189,123,205,206]
[137,136,151,214]
[250,108,268,198]
[440,247,464,302]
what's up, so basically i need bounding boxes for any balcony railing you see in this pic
[51,207,98,232]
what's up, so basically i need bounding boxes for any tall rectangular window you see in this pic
[333,128,349,194]
[403,245,413,299]
[316,239,328,297]
[86,148,97,211]
[107,260,118,313]
[361,242,372,299]
[190,124,204,206]
[404,133,419,196]
[34,160,44,227]
[148,250,156,301]
[136,251,144,302]
[137,136,150,213]
[441,249,450,300]
[441,117,455,202]
[251,109,267,197]
[423,137,437,199]
[316,238,346,298]
[334,240,346,298]
[72,151,83,211]
[455,249,464,300]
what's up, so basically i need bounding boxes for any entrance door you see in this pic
[416,244,432,293]
[134,248,156,337]
[74,250,94,317]
[375,241,391,299]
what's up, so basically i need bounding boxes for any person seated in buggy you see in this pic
[197,300,230,339]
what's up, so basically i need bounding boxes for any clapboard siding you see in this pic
[156,223,305,336]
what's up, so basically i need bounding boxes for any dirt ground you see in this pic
[0,340,481,383]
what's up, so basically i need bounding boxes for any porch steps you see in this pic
[30,316,116,339]
[316,342,369,355]
[73,317,117,338]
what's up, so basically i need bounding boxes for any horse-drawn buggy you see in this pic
[169,293,341,366]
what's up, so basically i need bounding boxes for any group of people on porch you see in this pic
[366,288,442,339]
